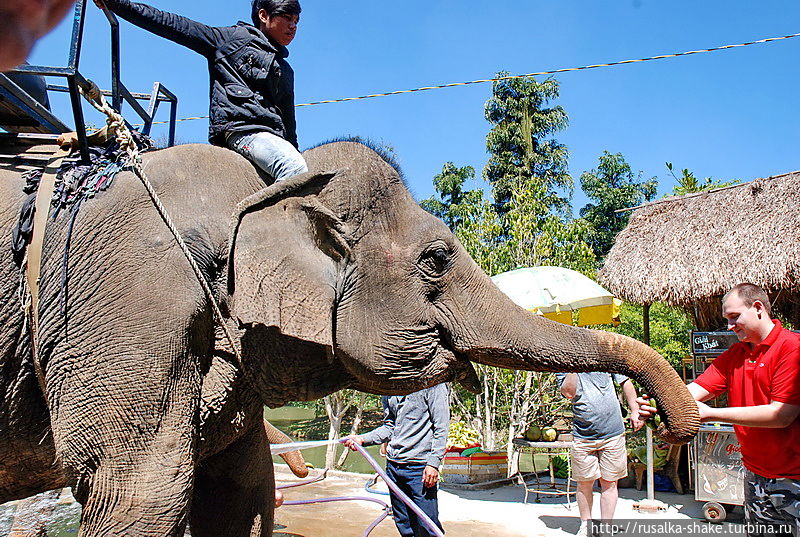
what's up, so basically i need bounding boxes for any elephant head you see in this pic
[229,141,698,444]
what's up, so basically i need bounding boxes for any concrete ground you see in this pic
[0,466,742,536]
[274,465,744,537]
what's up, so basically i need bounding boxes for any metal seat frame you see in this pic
[0,0,177,162]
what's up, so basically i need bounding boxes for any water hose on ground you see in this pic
[271,439,445,537]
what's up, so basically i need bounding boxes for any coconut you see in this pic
[541,427,558,442]
[524,425,542,441]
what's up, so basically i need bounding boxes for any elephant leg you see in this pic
[73,407,197,537]
[191,420,275,537]
[50,345,202,537]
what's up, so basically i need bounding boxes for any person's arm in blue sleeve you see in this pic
[612,373,629,386]
[96,0,221,57]
[426,384,450,468]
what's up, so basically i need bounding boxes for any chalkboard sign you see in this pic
[691,331,738,355]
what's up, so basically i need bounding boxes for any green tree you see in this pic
[450,189,509,277]
[484,74,571,218]
[603,302,693,371]
[504,181,596,276]
[322,389,368,469]
[420,162,476,230]
[666,162,739,195]
[580,152,657,260]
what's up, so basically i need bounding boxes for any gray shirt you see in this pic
[556,372,628,440]
[361,383,450,467]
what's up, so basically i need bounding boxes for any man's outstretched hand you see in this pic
[636,395,658,420]
[342,435,365,451]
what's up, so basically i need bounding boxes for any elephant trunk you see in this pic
[448,268,700,445]
[263,420,308,478]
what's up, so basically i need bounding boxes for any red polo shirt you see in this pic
[695,320,800,479]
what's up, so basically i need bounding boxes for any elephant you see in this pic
[0,139,699,536]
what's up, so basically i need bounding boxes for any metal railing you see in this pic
[2,0,177,161]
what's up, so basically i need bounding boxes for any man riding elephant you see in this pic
[94,0,307,183]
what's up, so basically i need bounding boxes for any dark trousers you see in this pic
[386,460,444,537]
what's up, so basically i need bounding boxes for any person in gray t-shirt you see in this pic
[556,372,643,536]
[344,383,450,537]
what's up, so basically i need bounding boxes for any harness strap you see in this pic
[25,146,69,400]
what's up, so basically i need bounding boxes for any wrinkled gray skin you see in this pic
[0,141,699,536]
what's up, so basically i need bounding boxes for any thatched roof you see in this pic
[599,171,800,327]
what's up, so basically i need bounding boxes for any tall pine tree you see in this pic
[483,73,571,219]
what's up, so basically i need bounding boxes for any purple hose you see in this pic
[345,440,445,537]
[277,468,328,489]
[274,439,445,537]
[282,496,391,537]
[284,495,388,508]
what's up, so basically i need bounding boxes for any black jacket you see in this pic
[103,0,298,147]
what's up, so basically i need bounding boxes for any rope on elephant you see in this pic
[76,79,245,367]
[11,125,155,324]
[12,133,153,264]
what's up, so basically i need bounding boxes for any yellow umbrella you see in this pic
[490,266,622,326]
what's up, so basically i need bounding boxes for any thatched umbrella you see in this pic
[599,171,800,330]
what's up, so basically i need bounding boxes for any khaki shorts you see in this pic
[571,433,628,482]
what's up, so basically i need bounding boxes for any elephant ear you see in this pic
[228,170,351,348]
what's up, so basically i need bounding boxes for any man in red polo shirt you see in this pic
[641,283,800,536]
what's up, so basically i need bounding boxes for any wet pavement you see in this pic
[274,466,525,537]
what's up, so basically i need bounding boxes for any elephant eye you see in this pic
[419,246,450,277]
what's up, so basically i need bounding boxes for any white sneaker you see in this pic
[577,520,590,537]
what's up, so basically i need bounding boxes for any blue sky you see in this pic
[25,0,800,213]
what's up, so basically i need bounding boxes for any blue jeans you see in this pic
[386,461,444,537]
[226,131,308,182]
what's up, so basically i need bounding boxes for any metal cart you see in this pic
[691,424,745,522]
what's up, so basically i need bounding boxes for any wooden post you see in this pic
[642,302,654,500]
[646,425,655,501]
